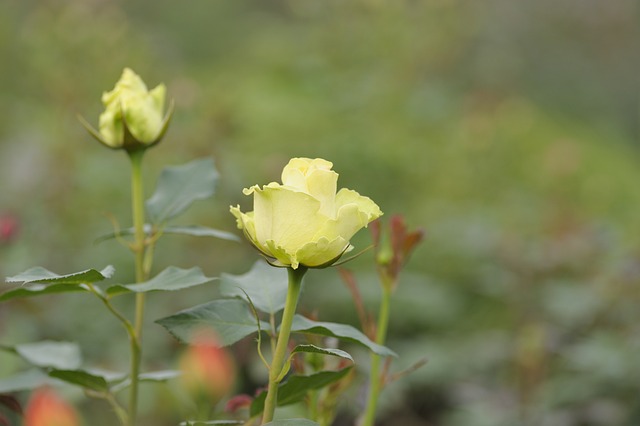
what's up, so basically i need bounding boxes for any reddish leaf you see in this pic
[225,394,253,413]
[0,394,22,415]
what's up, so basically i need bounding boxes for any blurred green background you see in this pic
[1,0,638,425]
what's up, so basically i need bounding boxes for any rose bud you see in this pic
[80,67,174,152]
[178,330,236,405]
[24,387,80,426]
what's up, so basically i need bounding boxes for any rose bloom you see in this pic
[231,158,382,269]
[24,387,80,426]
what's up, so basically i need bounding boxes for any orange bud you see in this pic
[24,387,80,426]
[179,330,236,405]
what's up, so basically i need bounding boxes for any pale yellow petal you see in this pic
[304,168,338,216]
[281,160,308,190]
[295,236,349,267]
[280,158,338,216]
[308,189,382,245]
[253,186,328,254]
[335,188,383,222]
[311,203,367,243]
[119,68,148,92]
[307,158,333,171]
[150,83,166,111]
[265,240,298,269]
[229,205,247,229]
[281,158,333,188]
[98,107,123,147]
[230,206,271,256]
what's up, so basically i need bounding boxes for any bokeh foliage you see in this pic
[1,1,638,425]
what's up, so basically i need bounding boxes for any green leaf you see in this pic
[0,369,58,393]
[94,224,239,245]
[111,370,180,393]
[220,260,288,314]
[276,345,354,384]
[12,341,82,370]
[107,266,216,296]
[290,316,397,357]
[290,344,353,363]
[161,225,239,241]
[83,368,127,384]
[48,370,109,392]
[250,368,352,417]
[179,421,244,426]
[0,283,91,302]
[138,370,181,382]
[156,299,269,347]
[5,265,114,285]
[146,158,218,224]
[264,421,320,426]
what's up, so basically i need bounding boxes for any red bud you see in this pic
[179,330,236,405]
[24,387,79,426]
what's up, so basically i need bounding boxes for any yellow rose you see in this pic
[80,67,173,151]
[230,158,383,269]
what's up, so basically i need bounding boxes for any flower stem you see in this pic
[261,266,307,424]
[128,149,147,426]
[361,281,393,426]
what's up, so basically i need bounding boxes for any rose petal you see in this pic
[264,240,297,268]
[296,236,349,267]
[252,185,328,254]
[150,83,167,111]
[230,206,270,255]
[336,188,383,222]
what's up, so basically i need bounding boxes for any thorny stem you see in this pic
[261,266,307,424]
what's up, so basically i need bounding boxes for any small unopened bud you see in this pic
[80,67,174,152]
[0,213,19,244]
[178,330,236,405]
[372,214,424,289]
[24,387,80,426]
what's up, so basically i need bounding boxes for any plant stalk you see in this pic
[361,280,393,426]
[128,149,147,426]
[261,266,307,424]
